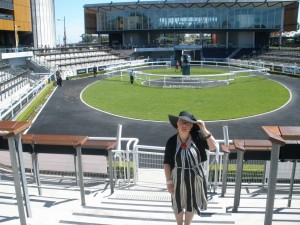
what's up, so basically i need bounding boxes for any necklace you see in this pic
[179,135,189,149]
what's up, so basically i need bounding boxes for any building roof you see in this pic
[84,0,298,11]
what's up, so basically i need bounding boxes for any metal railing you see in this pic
[105,60,268,89]
[131,138,229,191]
[0,73,53,120]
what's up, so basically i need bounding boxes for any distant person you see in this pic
[175,61,179,72]
[129,69,134,84]
[164,111,217,225]
[93,65,97,77]
[56,68,62,87]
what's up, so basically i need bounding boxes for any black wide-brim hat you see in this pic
[168,111,200,132]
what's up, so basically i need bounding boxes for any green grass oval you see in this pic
[82,67,290,121]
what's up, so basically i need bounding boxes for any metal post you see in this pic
[133,145,138,185]
[261,161,267,193]
[76,146,85,206]
[221,154,229,197]
[264,143,280,225]
[74,155,78,186]
[205,152,211,190]
[108,150,114,194]
[7,136,27,225]
[14,24,20,52]
[63,16,66,48]
[57,17,67,48]
[287,161,297,207]
[32,153,42,195]
[221,126,229,197]
[213,153,218,193]
[15,134,32,218]
[232,150,244,212]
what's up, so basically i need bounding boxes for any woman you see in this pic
[164,111,217,225]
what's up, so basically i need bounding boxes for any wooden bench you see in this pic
[232,139,272,212]
[262,126,300,225]
[81,139,117,194]
[21,134,117,201]
[221,138,300,214]
[22,134,89,206]
[220,139,272,212]
[0,121,32,224]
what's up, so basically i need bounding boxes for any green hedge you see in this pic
[16,82,55,122]
[209,164,265,183]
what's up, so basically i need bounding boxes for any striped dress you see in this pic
[171,135,207,215]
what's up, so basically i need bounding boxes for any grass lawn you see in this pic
[82,67,289,121]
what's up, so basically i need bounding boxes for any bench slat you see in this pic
[22,134,89,147]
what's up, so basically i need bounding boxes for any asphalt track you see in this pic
[27,74,300,146]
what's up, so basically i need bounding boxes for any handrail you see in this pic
[131,137,232,185]
[104,60,269,89]
[0,73,53,120]
[134,144,165,151]
[89,136,139,145]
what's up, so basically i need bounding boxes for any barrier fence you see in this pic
[104,60,269,89]
[0,73,53,121]
[1,125,299,195]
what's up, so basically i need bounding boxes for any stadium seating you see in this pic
[250,48,300,66]
[0,62,32,105]
[32,49,129,71]
[232,48,259,60]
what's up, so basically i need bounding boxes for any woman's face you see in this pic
[177,119,193,134]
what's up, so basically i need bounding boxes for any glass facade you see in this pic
[0,0,14,10]
[97,6,283,32]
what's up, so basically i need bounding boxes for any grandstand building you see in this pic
[31,0,56,49]
[84,0,299,60]
[0,0,32,49]
[0,0,56,50]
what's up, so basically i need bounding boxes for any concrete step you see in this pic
[61,190,235,225]
[1,179,300,225]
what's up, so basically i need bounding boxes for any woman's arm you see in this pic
[164,164,174,193]
[196,119,218,151]
[205,133,218,150]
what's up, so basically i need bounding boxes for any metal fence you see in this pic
[105,60,269,89]
[0,73,53,120]
[114,125,300,191]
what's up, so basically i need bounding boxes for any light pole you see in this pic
[14,24,20,52]
[57,35,61,47]
[57,16,66,47]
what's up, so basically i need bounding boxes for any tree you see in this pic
[81,34,97,43]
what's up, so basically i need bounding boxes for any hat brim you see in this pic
[168,115,199,131]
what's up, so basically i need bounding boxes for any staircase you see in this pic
[60,188,234,225]
[1,174,300,225]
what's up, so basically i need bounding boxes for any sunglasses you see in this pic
[178,119,193,126]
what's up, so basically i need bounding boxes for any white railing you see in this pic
[104,60,268,89]
[129,126,232,189]
[131,139,230,190]
[0,73,53,120]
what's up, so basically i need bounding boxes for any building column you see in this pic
[226,31,228,49]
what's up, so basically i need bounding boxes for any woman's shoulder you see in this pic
[167,133,177,142]
[165,133,178,147]
[191,131,205,142]
[191,130,204,137]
